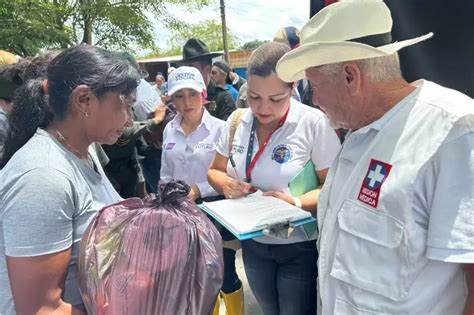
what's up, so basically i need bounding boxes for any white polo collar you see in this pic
[170,108,213,132]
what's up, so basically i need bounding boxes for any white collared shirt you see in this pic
[216,99,341,244]
[161,109,225,198]
[232,74,240,85]
[134,79,162,121]
[317,80,474,314]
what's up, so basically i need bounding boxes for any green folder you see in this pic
[288,160,319,238]
[289,160,319,197]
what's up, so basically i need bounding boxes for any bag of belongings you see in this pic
[77,180,224,315]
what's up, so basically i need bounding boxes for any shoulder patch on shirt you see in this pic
[272,144,293,164]
[358,159,392,208]
[165,142,175,150]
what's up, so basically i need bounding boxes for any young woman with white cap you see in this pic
[160,66,225,201]
[160,66,244,315]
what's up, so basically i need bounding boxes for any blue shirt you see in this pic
[226,84,239,102]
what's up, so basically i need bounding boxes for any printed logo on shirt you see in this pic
[231,145,244,155]
[165,142,176,150]
[194,142,213,151]
[357,159,393,208]
[272,144,293,164]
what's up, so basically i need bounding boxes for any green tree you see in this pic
[240,39,269,51]
[162,19,239,56]
[72,0,212,49]
[0,0,212,57]
[0,0,73,56]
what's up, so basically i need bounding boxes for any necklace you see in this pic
[54,129,94,169]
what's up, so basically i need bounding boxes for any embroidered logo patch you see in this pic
[272,144,293,164]
[357,159,392,208]
[165,142,175,150]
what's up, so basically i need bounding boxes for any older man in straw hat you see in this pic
[277,1,473,314]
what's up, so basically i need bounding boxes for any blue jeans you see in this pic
[242,239,317,315]
[140,150,162,193]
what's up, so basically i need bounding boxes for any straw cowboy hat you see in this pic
[276,0,433,82]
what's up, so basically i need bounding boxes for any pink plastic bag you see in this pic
[77,180,224,315]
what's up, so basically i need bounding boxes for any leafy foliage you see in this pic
[0,0,212,57]
[0,0,73,56]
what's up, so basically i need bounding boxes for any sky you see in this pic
[144,0,310,54]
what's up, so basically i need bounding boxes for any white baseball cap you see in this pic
[276,0,433,82]
[167,66,206,96]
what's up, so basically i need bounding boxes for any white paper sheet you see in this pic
[202,191,311,234]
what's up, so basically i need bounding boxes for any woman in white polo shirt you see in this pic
[160,66,244,315]
[208,42,341,315]
[160,66,225,200]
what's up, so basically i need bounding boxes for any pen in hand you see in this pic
[229,155,257,195]
[229,155,239,179]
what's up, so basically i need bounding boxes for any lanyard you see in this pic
[245,107,290,183]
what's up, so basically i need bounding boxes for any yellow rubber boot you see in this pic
[222,286,244,315]
[212,294,221,315]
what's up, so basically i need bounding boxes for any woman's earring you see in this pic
[84,111,89,118]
